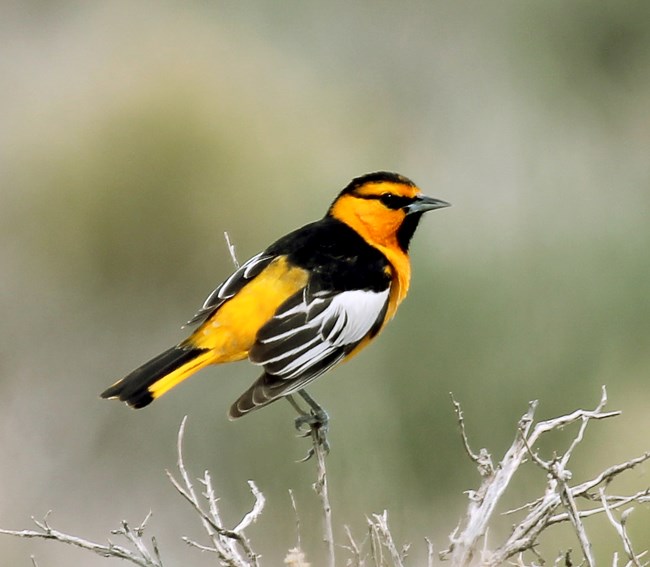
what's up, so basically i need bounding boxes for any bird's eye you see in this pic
[380,193,398,207]
[379,193,408,210]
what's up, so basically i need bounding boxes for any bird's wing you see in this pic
[230,284,390,416]
[185,252,275,327]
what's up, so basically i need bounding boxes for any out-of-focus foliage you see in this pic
[1,2,649,564]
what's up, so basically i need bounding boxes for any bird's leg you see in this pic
[286,394,309,425]
[286,390,330,461]
[297,390,330,430]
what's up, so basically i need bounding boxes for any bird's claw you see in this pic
[293,411,330,462]
[286,392,331,462]
[296,427,312,439]
[296,447,316,463]
[294,412,324,432]
[295,432,330,463]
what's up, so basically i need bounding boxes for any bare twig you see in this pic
[525,387,620,449]
[2,388,648,567]
[558,474,595,567]
[113,518,163,567]
[503,455,650,530]
[182,536,218,553]
[342,519,411,567]
[368,519,383,567]
[443,386,649,567]
[440,400,538,565]
[166,445,240,564]
[166,416,262,567]
[425,537,435,567]
[288,489,304,554]
[450,393,494,477]
[0,417,264,567]
[224,231,240,268]
[498,387,611,567]
[235,481,265,533]
[343,524,363,566]
[569,453,650,499]
[310,429,335,567]
[369,511,405,567]
[600,489,646,567]
[0,512,162,567]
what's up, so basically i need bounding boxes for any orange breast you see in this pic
[382,247,411,322]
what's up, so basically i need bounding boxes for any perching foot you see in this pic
[286,391,330,462]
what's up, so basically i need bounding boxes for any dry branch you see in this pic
[166,416,262,566]
[0,511,162,567]
[0,417,265,567]
[1,388,648,566]
[309,426,335,567]
[441,386,650,567]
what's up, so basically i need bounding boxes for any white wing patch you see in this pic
[250,288,390,381]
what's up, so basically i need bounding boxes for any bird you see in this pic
[101,171,449,451]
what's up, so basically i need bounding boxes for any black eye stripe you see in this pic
[354,192,414,210]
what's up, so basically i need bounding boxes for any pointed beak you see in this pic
[406,194,451,215]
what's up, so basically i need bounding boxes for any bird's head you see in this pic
[328,171,450,252]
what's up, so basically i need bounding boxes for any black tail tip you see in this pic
[100,384,119,400]
[100,382,154,409]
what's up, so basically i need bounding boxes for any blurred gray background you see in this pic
[1,1,649,564]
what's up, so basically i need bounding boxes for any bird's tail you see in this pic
[101,345,212,408]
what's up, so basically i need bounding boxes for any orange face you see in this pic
[329,180,423,249]
[329,174,449,317]
[328,180,422,318]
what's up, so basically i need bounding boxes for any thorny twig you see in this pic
[166,416,263,567]
[368,511,407,567]
[341,510,409,567]
[309,428,335,567]
[2,388,648,566]
[425,537,435,567]
[440,398,538,566]
[0,510,162,567]
[600,488,646,567]
[0,417,265,567]
[450,393,494,477]
[224,231,240,269]
[289,489,302,560]
[343,524,364,566]
[442,386,650,567]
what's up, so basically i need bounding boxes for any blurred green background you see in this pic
[1,1,649,564]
